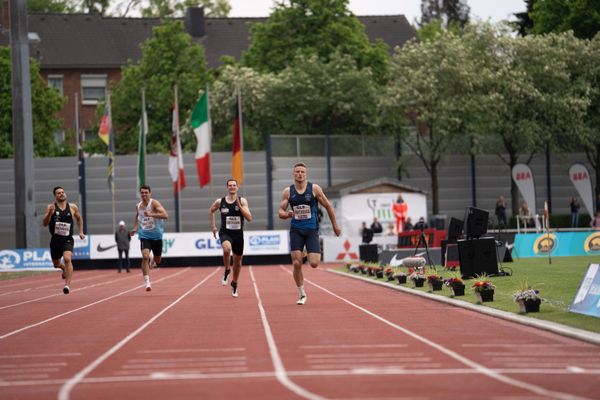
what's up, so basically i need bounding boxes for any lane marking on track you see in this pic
[137,347,246,354]
[0,353,81,359]
[0,272,111,297]
[57,266,220,400]
[0,268,191,340]
[300,344,407,349]
[462,343,593,348]
[2,367,600,388]
[249,266,327,400]
[0,274,140,310]
[126,356,247,363]
[279,265,593,400]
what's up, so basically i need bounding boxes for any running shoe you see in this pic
[222,268,231,285]
[63,285,70,295]
[296,294,307,305]
[150,259,158,269]
[145,283,152,292]
[231,281,238,298]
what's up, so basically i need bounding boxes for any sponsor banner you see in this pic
[569,264,600,318]
[339,193,427,237]
[512,163,537,216]
[0,248,54,270]
[322,235,397,262]
[73,236,90,260]
[569,163,594,217]
[513,231,600,258]
[379,250,441,267]
[91,230,290,259]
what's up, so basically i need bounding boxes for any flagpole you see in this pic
[108,92,116,233]
[236,82,246,198]
[75,92,87,233]
[139,87,147,193]
[206,84,213,202]
[545,201,552,265]
[174,85,182,232]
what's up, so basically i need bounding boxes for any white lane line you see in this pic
[301,344,407,349]
[463,344,592,348]
[0,274,140,310]
[305,353,422,358]
[137,347,246,354]
[280,265,592,400]
[249,266,326,400]
[126,356,247,363]
[0,268,190,340]
[306,358,432,364]
[2,367,600,388]
[57,266,219,400]
[121,361,247,369]
[0,362,67,368]
[0,353,81,359]
[0,272,109,297]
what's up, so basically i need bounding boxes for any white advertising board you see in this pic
[322,235,398,262]
[91,230,290,259]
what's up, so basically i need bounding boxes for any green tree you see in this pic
[386,31,478,214]
[0,47,70,158]
[121,0,231,17]
[419,0,470,29]
[104,20,210,155]
[28,0,75,12]
[531,0,600,39]
[512,0,537,36]
[242,0,389,83]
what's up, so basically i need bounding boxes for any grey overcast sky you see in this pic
[228,0,527,24]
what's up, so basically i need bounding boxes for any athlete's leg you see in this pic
[232,254,242,282]
[221,240,232,285]
[291,250,304,287]
[62,251,74,287]
[307,253,320,269]
[141,248,151,277]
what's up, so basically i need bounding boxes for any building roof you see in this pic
[325,177,427,198]
[0,11,416,69]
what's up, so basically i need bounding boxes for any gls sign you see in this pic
[195,238,221,250]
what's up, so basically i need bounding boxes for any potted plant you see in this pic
[374,264,385,279]
[471,274,496,303]
[444,274,465,297]
[384,266,395,281]
[513,280,542,314]
[426,273,443,292]
[408,267,426,288]
[394,270,407,284]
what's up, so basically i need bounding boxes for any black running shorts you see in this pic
[50,236,74,260]
[140,239,163,256]
[219,231,244,256]
[290,228,320,253]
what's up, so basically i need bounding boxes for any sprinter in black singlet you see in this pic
[209,179,252,297]
[279,163,341,305]
[42,186,86,294]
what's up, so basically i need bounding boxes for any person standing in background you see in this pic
[115,220,131,273]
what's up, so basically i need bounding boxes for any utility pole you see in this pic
[10,0,39,248]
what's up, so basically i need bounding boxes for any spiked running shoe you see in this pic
[222,268,231,285]
[296,294,307,305]
[63,285,70,294]
[231,281,238,298]
[145,283,152,292]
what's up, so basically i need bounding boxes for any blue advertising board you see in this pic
[569,264,600,318]
[0,237,90,271]
[513,231,600,258]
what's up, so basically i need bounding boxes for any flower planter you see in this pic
[518,298,541,314]
[396,275,407,284]
[412,277,425,288]
[450,283,465,297]
[375,270,384,279]
[475,289,494,303]
[428,280,443,291]
[386,274,395,282]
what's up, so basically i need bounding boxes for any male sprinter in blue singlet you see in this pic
[279,162,341,305]
[130,185,168,291]
[42,186,86,294]
[209,179,252,297]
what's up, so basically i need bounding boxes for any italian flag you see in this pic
[231,98,243,184]
[191,92,211,187]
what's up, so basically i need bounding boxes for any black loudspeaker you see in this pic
[447,217,464,240]
[457,238,498,278]
[464,207,489,238]
[359,244,378,263]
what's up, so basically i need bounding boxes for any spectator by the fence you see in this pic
[570,197,580,228]
[115,220,131,273]
[385,222,395,236]
[370,217,383,234]
[519,201,533,228]
[591,212,600,230]
[404,217,414,231]
[495,195,507,227]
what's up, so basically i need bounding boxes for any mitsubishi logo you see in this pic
[336,240,358,260]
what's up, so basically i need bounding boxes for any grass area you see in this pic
[337,256,600,334]
[0,271,54,281]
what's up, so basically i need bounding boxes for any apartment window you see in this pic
[47,75,63,96]
[81,75,107,104]
[53,129,65,144]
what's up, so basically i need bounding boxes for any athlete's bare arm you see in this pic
[278,187,293,220]
[237,197,253,222]
[209,199,221,238]
[130,204,139,236]
[42,203,55,227]
[149,200,169,220]
[70,203,86,240]
[314,184,341,236]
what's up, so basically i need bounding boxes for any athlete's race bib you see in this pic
[293,205,311,220]
[54,221,71,236]
[226,216,242,230]
[141,217,155,230]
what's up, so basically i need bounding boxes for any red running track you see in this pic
[0,265,599,400]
